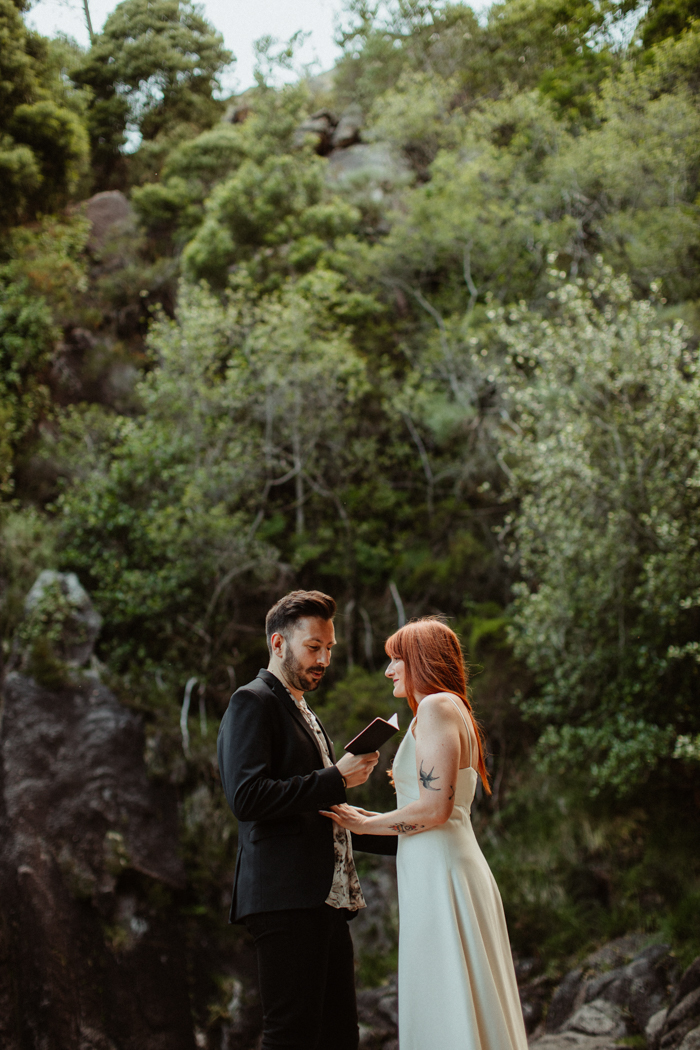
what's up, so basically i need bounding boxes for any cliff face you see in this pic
[0,671,196,1050]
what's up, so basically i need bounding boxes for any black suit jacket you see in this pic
[217,669,396,923]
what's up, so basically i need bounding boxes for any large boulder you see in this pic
[294,108,338,154]
[544,936,674,1038]
[23,570,102,667]
[332,105,363,149]
[0,670,195,1050]
[563,999,627,1040]
[83,190,134,254]
[325,142,411,191]
[655,957,700,1050]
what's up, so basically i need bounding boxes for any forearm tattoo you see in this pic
[389,821,424,834]
[419,761,441,791]
[448,784,455,800]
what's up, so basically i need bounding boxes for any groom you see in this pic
[217,589,388,1050]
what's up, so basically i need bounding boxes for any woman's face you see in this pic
[385,656,407,697]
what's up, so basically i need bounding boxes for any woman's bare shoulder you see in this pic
[416,692,463,720]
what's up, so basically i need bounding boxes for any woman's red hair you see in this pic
[385,617,491,795]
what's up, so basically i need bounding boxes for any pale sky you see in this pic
[27,0,347,92]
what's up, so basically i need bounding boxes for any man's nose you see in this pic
[318,649,331,666]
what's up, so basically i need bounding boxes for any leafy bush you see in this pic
[499,263,700,793]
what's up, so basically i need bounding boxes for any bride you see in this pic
[321,617,527,1050]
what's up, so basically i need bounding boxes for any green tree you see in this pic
[641,0,700,47]
[56,271,369,675]
[182,153,360,289]
[498,262,700,793]
[131,83,319,247]
[72,0,232,188]
[0,0,89,227]
[0,215,89,494]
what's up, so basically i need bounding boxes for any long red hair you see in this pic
[385,617,491,795]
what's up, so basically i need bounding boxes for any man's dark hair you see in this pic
[265,590,336,651]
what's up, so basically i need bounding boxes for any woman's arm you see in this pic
[321,694,462,836]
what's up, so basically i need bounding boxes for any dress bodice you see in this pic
[392,718,478,813]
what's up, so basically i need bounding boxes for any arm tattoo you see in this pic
[419,761,441,791]
[389,822,424,834]
[448,784,455,801]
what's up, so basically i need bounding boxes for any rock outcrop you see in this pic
[325,142,411,196]
[648,957,700,1050]
[24,570,102,667]
[83,191,135,254]
[293,105,364,155]
[294,108,339,154]
[527,936,700,1050]
[357,975,398,1050]
[0,669,196,1049]
[348,931,700,1050]
[331,105,363,150]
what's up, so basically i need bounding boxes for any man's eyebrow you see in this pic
[305,636,336,645]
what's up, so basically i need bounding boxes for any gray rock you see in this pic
[661,988,700,1049]
[648,1008,670,1050]
[0,671,193,1049]
[564,999,627,1039]
[529,1033,622,1050]
[325,142,411,189]
[584,935,649,970]
[24,570,102,667]
[589,943,673,1031]
[668,989,700,1030]
[357,976,398,1048]
[583,967,627,1003]
[332,104,363,148]
[546,969,584,1032]
[674,960,700,1010]
[545,938,675,1038]
[294,108,337,154]
[679,1028,700,1050]
[83,190,134,253]
[350,856,398,963]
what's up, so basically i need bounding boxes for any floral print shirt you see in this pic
[287,688,365,912]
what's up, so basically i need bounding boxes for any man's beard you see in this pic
[281,650,326,692]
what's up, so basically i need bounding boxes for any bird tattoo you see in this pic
[419,761,441,791]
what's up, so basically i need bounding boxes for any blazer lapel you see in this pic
[256,670,327,761]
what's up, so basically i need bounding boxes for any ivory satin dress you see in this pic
[392,697,528,1050]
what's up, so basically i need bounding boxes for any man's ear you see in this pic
[270,631,286,659]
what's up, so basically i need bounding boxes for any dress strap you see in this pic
[445,694,474,768]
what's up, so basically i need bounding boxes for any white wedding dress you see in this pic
[393,697,528,1050]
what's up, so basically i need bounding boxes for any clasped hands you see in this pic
[320,802,378,833]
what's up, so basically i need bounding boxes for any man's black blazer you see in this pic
[217,669,396,923]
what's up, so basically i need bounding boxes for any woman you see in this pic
[321,617,527,1050]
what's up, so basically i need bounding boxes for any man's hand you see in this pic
[336,750,380,788]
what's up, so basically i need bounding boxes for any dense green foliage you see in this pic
[2,0,700,1019]
[0,0,89,226]
[499,266,700,793]
[72,0,232,186]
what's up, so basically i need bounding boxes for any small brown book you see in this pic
[344,713,400,755]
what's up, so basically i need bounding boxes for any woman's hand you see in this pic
[319,803,375,834]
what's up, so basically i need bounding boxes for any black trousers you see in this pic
[244,904,359,1050]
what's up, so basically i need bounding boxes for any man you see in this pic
[217,589,391,1050]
